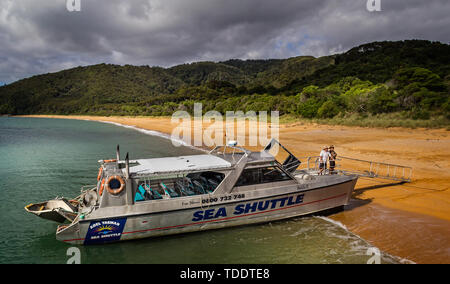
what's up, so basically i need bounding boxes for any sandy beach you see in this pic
[20,115,450,263]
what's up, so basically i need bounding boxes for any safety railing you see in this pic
[297,156,412,182]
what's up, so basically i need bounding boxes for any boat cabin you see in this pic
[96,141,301,209]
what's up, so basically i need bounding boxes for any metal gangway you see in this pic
[299,156,413,182]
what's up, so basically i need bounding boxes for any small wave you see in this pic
[316,216,348,230]
[315,216,415,264]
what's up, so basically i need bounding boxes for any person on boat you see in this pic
[319,146,330,175]
[328,145,337,174]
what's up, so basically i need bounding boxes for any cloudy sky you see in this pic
[0,0,449,84]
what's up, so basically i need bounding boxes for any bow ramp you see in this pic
[300,155,412,183]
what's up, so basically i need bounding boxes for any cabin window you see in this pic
[235,166,292,187]
[134,171,225,202]
[186,172,225,194]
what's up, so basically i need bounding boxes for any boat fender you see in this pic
[103,159,117,163]
[105,175,126,195]
[99,178,105,196]
[97,167,103,181]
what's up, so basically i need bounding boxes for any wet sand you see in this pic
[20,115,450,263]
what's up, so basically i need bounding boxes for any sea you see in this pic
[0,117,404,264]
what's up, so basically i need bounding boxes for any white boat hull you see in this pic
[57,178,356,245]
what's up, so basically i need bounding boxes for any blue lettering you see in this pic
[215,207,227,218]
[278,197,289,207]
[257,200,270,211]
[244,202,258,213]
[204,209,215,220]
[286,196,295,206]
[270,199,278,209]
[230,194,305,218]
[233,204,245,215]
[295,194,304,204]
[192,210,203,222]
[193,207,228,221]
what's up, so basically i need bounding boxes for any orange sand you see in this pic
[21,115,450,263]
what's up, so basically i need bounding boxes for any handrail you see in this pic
[296,156,412,182]
[339,156,413,169]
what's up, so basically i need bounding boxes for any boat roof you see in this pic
[126,154,232,176]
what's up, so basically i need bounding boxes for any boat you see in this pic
[25,139,358,245]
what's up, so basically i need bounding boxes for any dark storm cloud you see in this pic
[0,0,449,83]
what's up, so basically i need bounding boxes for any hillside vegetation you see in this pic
[1,40,449,128]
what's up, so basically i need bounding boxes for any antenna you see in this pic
[125,152,130,179]
[225,123,229,145]
[116,145,120,162]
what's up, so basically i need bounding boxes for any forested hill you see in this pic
[1,40,449,127]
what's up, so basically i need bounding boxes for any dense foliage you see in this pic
[0,40,449,126]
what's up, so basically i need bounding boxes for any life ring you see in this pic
[99,178,105,196]
[97,167,103,181]
[105,175,126,195]
[103,159,117,163]
[57,225,68,232]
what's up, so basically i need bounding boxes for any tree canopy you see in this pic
[0,40,449,126]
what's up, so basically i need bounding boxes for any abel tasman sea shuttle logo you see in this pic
[95,225,117,235]
[84,219,127,244]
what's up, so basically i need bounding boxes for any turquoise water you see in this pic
[0,117,400,264]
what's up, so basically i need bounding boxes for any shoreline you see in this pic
[15,114,450,263]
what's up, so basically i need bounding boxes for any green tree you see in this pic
[317,100,340,118]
